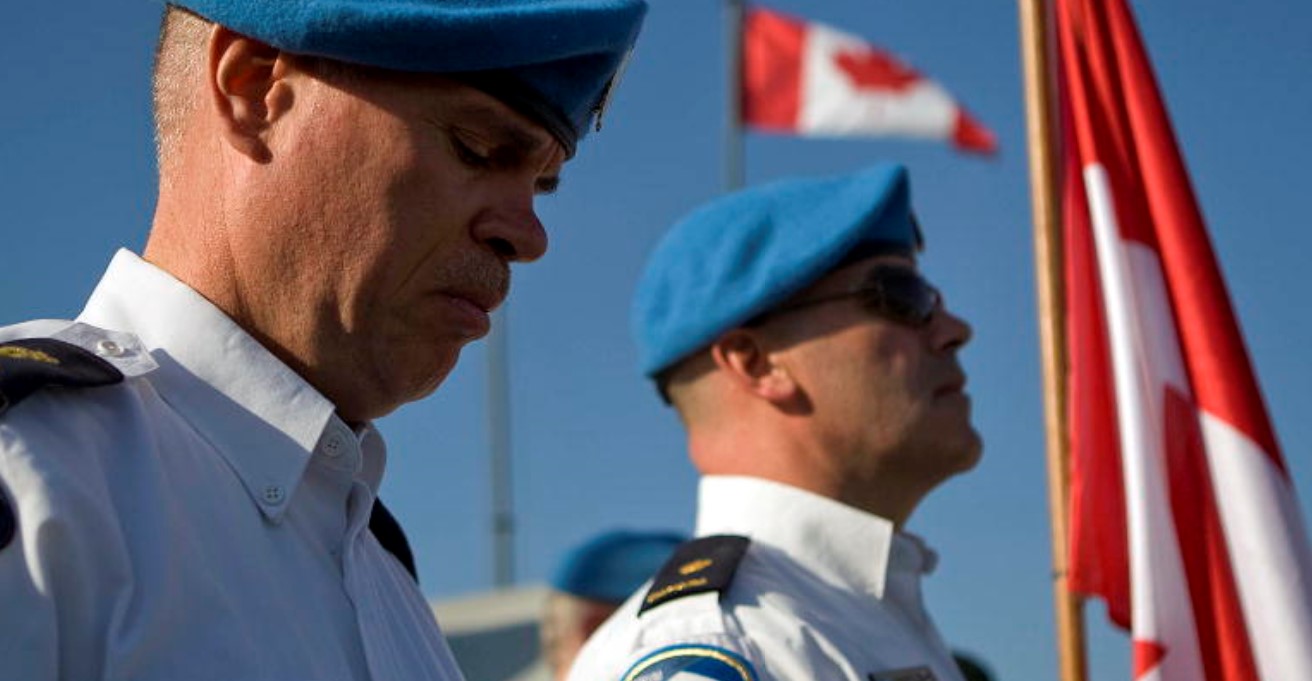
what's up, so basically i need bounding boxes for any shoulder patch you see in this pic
[0,486,14,552]
[0,338,123,416]
[622,644,757,681]
[640,535,749,615]
[369,499,418,583]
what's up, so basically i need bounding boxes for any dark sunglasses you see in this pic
[755,265,942,328]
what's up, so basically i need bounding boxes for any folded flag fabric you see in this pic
[1057,0,1312,678]
[741,5,996,154]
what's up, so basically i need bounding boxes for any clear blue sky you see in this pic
[2,1,1308,680]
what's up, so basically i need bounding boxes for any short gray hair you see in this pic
[151,5,211,177]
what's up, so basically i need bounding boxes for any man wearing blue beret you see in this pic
[0,1,645,679]
[539,530,684,680]
[567,165,982,681]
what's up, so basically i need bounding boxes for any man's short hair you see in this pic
[151,5,211,176]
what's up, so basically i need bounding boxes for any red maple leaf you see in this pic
[833,48,922,92]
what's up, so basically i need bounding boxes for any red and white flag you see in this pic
[741,6,996,154]
[1058,0,1312,679]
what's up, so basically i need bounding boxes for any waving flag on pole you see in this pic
[741,5,996,154]
[1056,0,1312,679]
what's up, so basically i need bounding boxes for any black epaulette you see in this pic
[0,338,124,416]
[369,499,418,583]
[639,534,750,615]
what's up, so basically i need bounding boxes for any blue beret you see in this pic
[551,530,684,603]
[633,164,921,377]
[171,0,648,155]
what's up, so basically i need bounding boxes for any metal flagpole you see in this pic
[487,306,514,587]
[1018,0,1088,679]
[725,0,746,192]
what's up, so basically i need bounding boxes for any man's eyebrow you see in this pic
[447,99,563,194]
[496,120,555,155]
[453,102,557,154]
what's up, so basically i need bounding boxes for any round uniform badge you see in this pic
[621,644,757,681]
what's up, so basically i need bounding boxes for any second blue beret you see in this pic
[551,530,685,604]
[632,164,921,377]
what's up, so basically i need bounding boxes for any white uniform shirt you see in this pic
[0,250,464,681]
[567,476,966,681]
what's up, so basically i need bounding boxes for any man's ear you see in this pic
[207,26,290,162]
[709,329,798,404]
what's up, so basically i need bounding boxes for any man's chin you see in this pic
[953,430,984,473]
[374,347,462,416]
[409,358,459,403]
[928,425,983,477]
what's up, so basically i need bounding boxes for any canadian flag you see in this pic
[1058,0,1312,679]
[741,6,996,154]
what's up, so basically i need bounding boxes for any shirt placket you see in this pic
[881,556,961,681]
[315,419,381,680]
[336,425,394,681]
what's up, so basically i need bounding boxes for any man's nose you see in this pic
[473,199,549,263]
[931,305,973,352]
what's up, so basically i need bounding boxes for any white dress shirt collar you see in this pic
[694,475,937,600]
[76,249,380,521]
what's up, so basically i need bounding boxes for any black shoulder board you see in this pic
[0,338,124,416]
[0,485,14,552]
[369,499,418,583]
[639,534,750,615]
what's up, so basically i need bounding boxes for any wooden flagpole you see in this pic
[1018,0,1088,680]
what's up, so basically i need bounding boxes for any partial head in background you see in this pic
[144,0,647,422]
[632,164,980,526]
[542,530,684,680]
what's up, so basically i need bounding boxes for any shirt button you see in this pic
[323,433,345,458]
[262,485,286,505]
[96,339,124,357]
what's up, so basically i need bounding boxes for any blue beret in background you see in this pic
[168,0,649,155]
[550,529,684,604]
[632,163,920,377]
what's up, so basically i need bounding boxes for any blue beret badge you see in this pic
[622,645,757,681]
